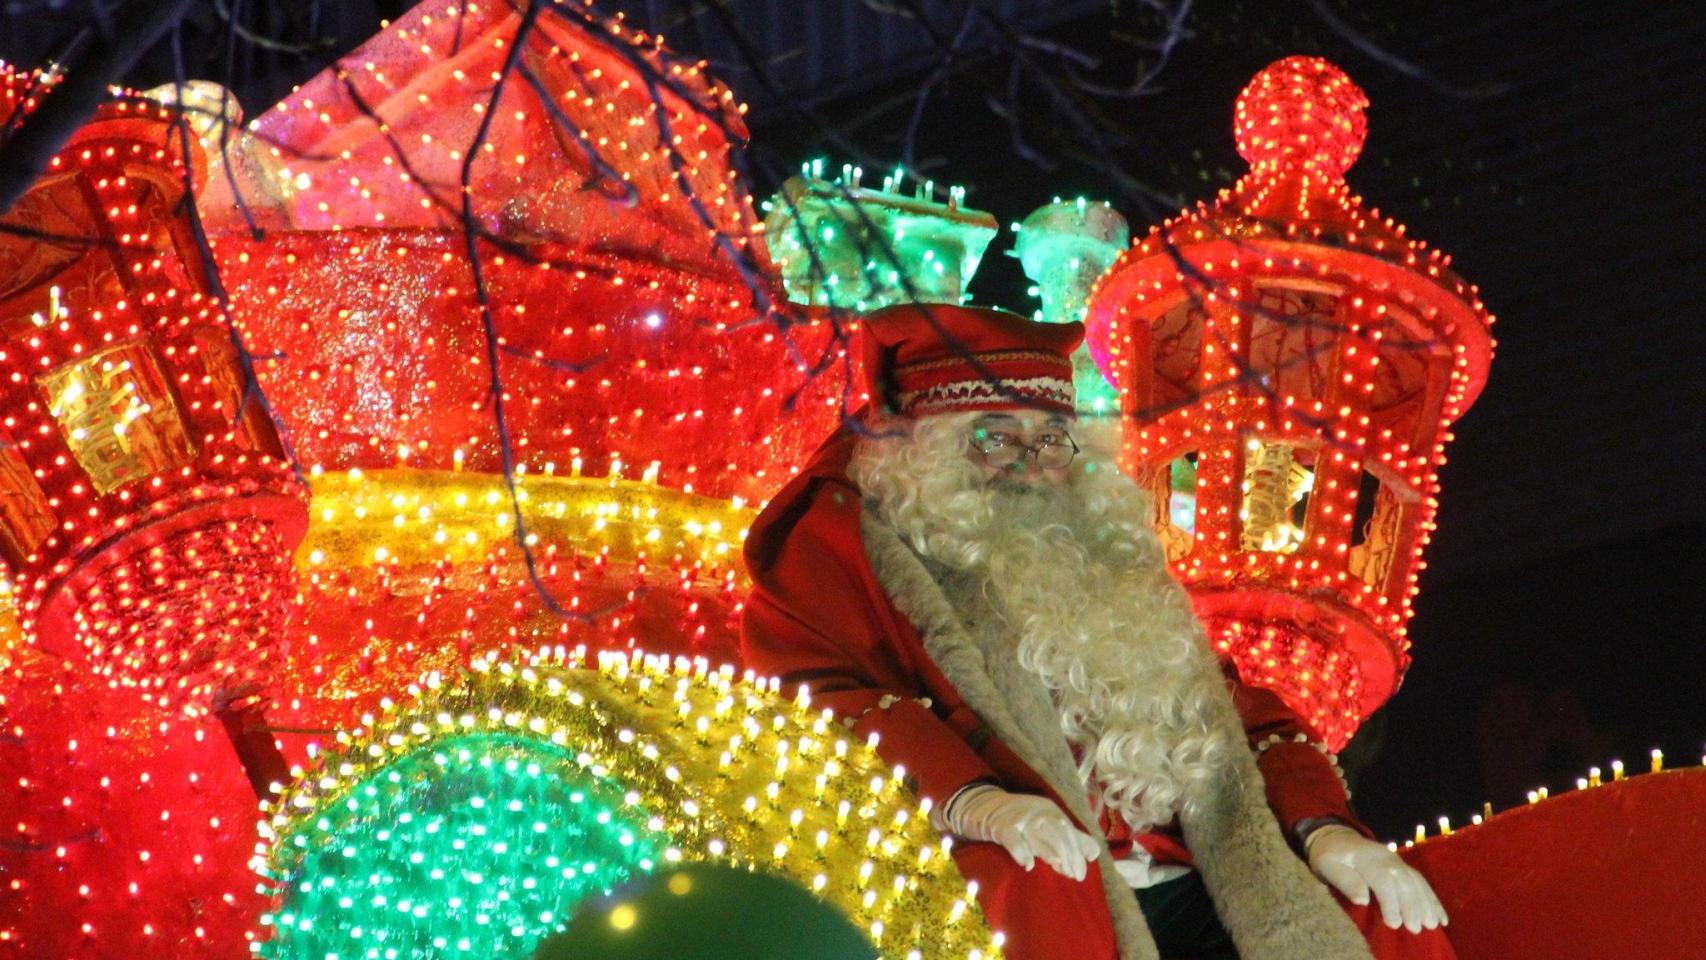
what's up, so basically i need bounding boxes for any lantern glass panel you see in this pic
[1239,439,1313,554]
[1151,297,1207,405]
[1248,285,1341,406]
[0,437,54,561]
[1367,302,1452,426]
[37,339,196,495]
[1160,451,1198,561]
[1348,478,1406,592]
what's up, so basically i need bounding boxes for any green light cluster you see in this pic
[256,652,1003,960]
[763,159,998,310]
[258,733,668,960]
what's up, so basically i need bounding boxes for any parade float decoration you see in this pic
[1085,56,1496,749]
[0,82,306,714]
[0,4,1701,959]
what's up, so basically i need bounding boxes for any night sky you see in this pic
[3,0,1701,840]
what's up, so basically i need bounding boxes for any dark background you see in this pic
[4,0,1702,839]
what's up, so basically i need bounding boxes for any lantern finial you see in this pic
[1233,56,1369,178]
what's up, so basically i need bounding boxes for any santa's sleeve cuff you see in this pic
[1255,737,1374,843]
[845,695,1003,808]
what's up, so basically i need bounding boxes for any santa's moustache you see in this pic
[852,413,1242,831]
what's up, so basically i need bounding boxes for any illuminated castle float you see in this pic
[0,4,1700,960]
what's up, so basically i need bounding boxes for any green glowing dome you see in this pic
[258,732,668,960]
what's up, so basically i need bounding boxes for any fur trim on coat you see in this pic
[858,510,1373,960]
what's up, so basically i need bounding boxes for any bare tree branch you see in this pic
[0,0,196,214]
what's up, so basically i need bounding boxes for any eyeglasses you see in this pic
[970,427,1080,470]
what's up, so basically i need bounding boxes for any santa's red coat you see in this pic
[742,429,1456,959]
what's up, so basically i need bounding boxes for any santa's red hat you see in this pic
[859,303,1083,418]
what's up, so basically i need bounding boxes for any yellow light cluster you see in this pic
[0,467,756,670]
[297,467,754,574]
[261,646,1004,960]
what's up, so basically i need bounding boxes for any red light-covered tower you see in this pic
[0,76,307,711]
[1085,57,1495,748]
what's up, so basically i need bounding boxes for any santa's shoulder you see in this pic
[746,472,867,577]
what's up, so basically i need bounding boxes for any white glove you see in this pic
[940,784,1100,881]
[1305,823,1449,933]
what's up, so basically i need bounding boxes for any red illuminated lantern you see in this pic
[0,73,308,710]
[1086,57,1496,748]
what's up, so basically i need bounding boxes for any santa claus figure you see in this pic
[742,304,1455,960]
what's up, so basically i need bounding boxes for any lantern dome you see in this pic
[1085,56,1496,747]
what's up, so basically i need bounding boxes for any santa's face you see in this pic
[849,408,1238,831]
[963,410,1078,489]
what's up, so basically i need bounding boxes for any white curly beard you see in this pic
[850,413,1241,832]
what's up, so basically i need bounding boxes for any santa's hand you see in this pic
[1305,824,1449,933]
[943,784,1100,881]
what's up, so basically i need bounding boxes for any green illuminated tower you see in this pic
[762,160,998,309]
[1014,198,1129,416]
